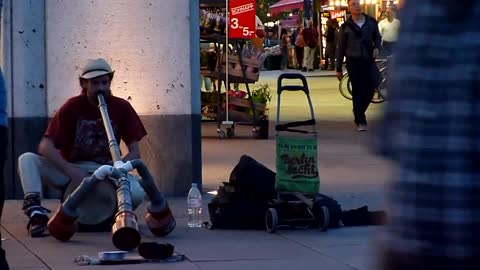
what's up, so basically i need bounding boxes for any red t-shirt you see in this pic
[44,93,147,164]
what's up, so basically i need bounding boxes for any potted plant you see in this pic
[250,84,271,139]
[251,83,272,104]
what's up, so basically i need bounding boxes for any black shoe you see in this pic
[308,69,314,72]
[27,212,49,237]
[22,193,51,237]
[302,67,307,72]
[138,242,174,259]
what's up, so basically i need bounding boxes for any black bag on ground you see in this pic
[341,206,387,226]
[208,155,345,230]
[228,155,276,201]
[275,192,343,229]
[208,182,269,229]
[208,155,276,229]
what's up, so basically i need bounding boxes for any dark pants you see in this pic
[381,41,396,58]
[0,125,9,270]
[280,47,288,70]
[324,42,336,69]
[295,46,304,68]
[346,58,375,125]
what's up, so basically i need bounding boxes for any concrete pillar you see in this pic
[2,0,47,198]
[1,0,201,198]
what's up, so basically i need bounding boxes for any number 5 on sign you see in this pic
[242,27,251,36]
[229,0,256,39]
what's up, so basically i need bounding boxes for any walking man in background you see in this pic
[378,6,400,58]
[322,19,337,70]
[302,20,318,72]
[375,0,480,269]
[336,0,382,131]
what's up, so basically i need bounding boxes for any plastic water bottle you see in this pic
[187,183,202,228]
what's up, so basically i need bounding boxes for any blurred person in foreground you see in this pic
[375,0,480,269]
[0,62,10,270]
[0,0,10,268]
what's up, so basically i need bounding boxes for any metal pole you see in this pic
[225,0,229,122]
[97,94,122,162]
[97,93,140,251]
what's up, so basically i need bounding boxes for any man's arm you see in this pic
[37,137,88,185]
[336,26,346,78]
[372,19,382,58]
[378,20,385,37]
[122,141,141,162]
[373,19,382,49]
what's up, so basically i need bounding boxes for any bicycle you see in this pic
[338,58,389,103]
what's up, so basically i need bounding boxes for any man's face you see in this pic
[348,0,362,16]
[82,74,112,105]
[386,8,395,20]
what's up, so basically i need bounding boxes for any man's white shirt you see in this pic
[378,18,400,42]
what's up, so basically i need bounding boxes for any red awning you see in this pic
[269,0,303,15]
[269,0,330,15]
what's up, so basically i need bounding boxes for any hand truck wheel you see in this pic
[252,127,261,139]
[265,208,278,233]
[217,129,226,139]
[226,127,235,138]
[318,206,330,232]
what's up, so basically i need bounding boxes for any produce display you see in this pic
[200,9,226,35]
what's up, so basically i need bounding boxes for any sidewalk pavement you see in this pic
[1,118,393,270]
[2,199,381,270]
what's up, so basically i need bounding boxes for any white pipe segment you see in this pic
[114,161,134,172]
[92,165,114,180]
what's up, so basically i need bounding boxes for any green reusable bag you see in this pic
[275,135,320,193]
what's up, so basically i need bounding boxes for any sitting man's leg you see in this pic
[129,174,146,210]
[18,152,70,237]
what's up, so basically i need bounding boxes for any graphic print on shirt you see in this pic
[71,118,121,164]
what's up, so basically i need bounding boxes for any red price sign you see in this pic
[229,0,256,39]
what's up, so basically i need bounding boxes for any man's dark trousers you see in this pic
[0,125,9,269]
[346,58,376,125]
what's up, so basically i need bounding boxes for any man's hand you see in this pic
[66,166,89,188]
[336,72,343,81]
[373,48,380,59]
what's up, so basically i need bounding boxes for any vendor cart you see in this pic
[265,73,329,233]
[199,2,267,139]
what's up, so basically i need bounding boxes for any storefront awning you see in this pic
[269,0,304,15]
[269,0,330,15]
